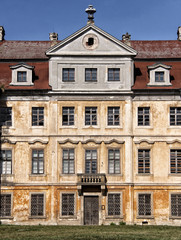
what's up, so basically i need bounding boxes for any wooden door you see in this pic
[84,196,99,225]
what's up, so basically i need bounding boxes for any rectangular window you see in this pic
[85,107,97,126]
[85,149,97,174]
[138,149,150,174]
[170,107,181,126]
[155,72,164,82]
[108,194,121,216]
[138,107,150,126]
[17,71,27,82]
[138,193,152,216]
[85,68,97,82]
[62,149,74,174]
[32,149,44,174]
[0,150,12,174]
[108,68,120,81]
[62,194,74,216]
[171,194,181,217]
[62,107,74,126]
[31,194,44,217]
[108,149,120,174]
[170,150,181,174]
[32,107,44,126]
[0,194,11,217]
[0,107,12,126]
[62,68,75,82]
[108,107,120,126]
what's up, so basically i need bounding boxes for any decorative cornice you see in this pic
[104,139,125,145]
[134,139,155,145]
[0,138,16,144]
[29,139,48,145]
[58,139,79,145]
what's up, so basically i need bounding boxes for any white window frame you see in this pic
[10,63,34,86]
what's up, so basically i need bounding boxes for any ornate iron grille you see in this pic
[138,194,151,216]
[31,194,44,216]
[171,194,181,217]
[108,194,120,216]
[62,194,74,216]
[0,194,11,217]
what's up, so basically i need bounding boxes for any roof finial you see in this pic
[85,5,96,24]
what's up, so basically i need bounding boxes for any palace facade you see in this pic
[1,6,181,225]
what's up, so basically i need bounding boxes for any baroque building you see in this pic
[1,5,181,225]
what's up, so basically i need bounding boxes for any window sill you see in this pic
[136,126,153,129]
[106,216,123,219]
[136,174,153,177]
[147,83,172,87]
[1,174,14,177]
[168,174,181,177]
[137,216,154,219]
[59,174,76,176]
[0,216,13,219]
[167,126,181,129]
[169,216,181,219]
[29,174,47,177]
[107,174,123,177]
[59,216,77,219]
[29,216,46,219]
[83,126,100,129]
[31,126,46,129]
[60,126,77,129]
[105,126,123,129]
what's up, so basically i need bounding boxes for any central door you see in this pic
[84,196,99,225]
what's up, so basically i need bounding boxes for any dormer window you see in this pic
[147,63,172,86]
[17,71,27,82]
[10,63,34,86]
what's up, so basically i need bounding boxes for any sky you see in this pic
[1,0,181,41]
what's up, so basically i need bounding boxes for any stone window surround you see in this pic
[147,63,172,86]
[10,63,34,86]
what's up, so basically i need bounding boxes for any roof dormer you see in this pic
[147,63,172,86]
[10,63,34,86]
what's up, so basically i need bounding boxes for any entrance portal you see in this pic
[84,196,99,225]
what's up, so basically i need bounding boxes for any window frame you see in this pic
[62,107,74,126]
[62,148,75,174]
[108,148,120,174]
[155,71,164,82]
[85,149,97,174]
[85,68,97,82]
[138,107,150,126]
[32,107,44,127]
[32,149,44,175]
[137,193,153,218]
[170,149,181,174]
[138,149,150,174]
[0,193,12,218]
[85,107,97,126]
[170,107,181,126]
[0,149,12,175]
[62,68,75,82]
[0,107,12,127]
[30,193,45,218]
[17,71,27,82]
[108,68,120,82]
[107,107,120,126]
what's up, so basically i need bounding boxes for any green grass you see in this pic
[0,225,181,240]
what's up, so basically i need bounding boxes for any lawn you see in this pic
[0,224,181,240]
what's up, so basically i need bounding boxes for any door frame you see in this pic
[81,192,102,225]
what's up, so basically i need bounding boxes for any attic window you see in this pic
[87,38,94,46]
[155,72,164,82]
[17,71,27,82]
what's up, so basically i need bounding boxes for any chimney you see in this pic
[0,26,5,41]
[85,5,96,24]
[177,27,181,40]
[122,32,131,46]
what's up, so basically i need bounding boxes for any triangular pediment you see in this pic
[46,24,137,57]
